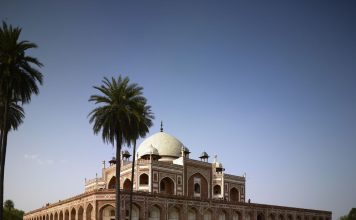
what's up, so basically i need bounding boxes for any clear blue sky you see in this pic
[1,1,356,219]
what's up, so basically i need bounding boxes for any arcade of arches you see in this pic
[24,131,331,220]
[24,193,331,220]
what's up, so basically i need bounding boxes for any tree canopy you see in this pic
[340,208,356,220]
[2,200,24,220]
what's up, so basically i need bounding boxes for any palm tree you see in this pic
[0,98,25,220]
[0,21,43,219]
[128,104,154,220]
[89,76,148,220]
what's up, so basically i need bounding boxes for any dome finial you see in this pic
[160,121,163,132]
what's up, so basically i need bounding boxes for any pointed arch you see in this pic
[257,213,266,220]
[70,208,76,220]
[188,173,208,198]
[203,209,212,220]
[148,205,161,220]
[230,187,240,202]
[160,177,175,195]
[59,211,63,220]
[188,207,197,220]
[218,210,229,220]
[78,206,84,220]
[108,176,116,189]
[131,203,140,220]
[168,206,180,220]
[99,204,115,220]
[64,210,69,220]
[245,212,253,220]
[232,210,242,220]
[269,213,276,220]
[86,203,94,220]
[123,178,131,191]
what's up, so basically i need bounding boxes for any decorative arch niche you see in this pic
[160,177,175,195]
[230,187,240,202]
[188,173,208,199]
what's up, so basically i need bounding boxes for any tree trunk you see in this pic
[0,97,9,220]
[115,136,122,220]
[129,141,137,220]
[0,130,8,220]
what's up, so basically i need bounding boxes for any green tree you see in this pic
[348,208,356,220]
[3,200,14,211]
[89,76,149,220]
[3,200,24,220]
[339,208,356,220]
[0,21,43,219]
[128,104,154,220]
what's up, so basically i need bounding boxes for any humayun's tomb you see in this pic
[24,129,331,220]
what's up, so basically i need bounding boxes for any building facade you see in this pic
[24,131,331,220]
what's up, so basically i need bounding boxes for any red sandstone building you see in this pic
[24,130,331,220]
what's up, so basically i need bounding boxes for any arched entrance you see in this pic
[86,204,93,220]
[70,208,76,220]
[269,214,276,220]
[232,211,242,220]
[258,213,265,220]
[78,207,84,220]
[203,209,212,220]
[132,204,139,220]
[168,207,179,220]
[219,211,227,220]
[100,205,115,220]
[230,187,240,202]
[148,205,160,220]
[245,213,253,220]
[188,173,208,198]
[160,177,174,195]
[64,210,69,220]
[188,208,197,220]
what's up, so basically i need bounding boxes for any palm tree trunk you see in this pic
[0,97,9,220]
[129,140,137,220]
[115,136,122,220]
[0,130,8,219]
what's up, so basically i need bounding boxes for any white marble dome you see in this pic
[137,132,185,161]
